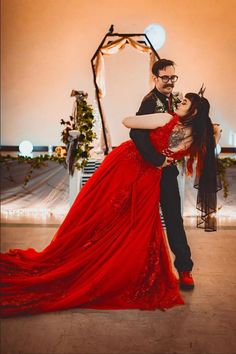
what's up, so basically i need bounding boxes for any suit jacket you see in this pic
[130,87,181,168]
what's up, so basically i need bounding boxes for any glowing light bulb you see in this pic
[19,140,33,157]
[144,24,166,50]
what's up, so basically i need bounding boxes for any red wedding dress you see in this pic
[0,115,188,317]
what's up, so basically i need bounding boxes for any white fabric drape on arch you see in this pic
[94,37,156,151]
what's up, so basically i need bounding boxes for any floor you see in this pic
[1,215,236,354]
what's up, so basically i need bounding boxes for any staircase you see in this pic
[81,159,103,187]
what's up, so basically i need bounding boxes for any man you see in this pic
[130,59,194,290]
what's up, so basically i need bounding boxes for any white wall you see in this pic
[1,0,236,147]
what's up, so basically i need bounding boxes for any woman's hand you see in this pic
[157,156,174,169]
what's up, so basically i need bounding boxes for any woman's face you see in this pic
[175,97,193,117]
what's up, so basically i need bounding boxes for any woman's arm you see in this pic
[122,113,172,129]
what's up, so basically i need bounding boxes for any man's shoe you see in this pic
[178,271,194,290]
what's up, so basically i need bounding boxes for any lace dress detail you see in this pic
[149,113,191,161]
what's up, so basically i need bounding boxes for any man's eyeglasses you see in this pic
[157,75,178,83]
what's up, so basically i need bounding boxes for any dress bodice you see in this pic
[149,113,191,161]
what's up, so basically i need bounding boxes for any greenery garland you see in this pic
[217,157,236,198]
[0,90,98,185]
[60,90,97,175]
[0,154,235,198]
[0,154,66,186]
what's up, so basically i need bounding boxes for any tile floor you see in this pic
[1,215,236,354]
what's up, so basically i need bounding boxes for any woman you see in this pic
[0,93,220,317]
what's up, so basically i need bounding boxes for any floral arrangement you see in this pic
[55,146,67,158]
[60,90,97,175]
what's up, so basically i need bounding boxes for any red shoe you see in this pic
[178,271,194,290]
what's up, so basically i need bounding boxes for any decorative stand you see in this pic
[69,169,82,205]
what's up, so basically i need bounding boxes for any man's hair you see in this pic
[152,59,175,77]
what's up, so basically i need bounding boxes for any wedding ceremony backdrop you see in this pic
[1,0,236,147]
[1,0,236,219]
[91,28,159,153]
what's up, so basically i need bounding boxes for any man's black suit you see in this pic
[130,87,193,271]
